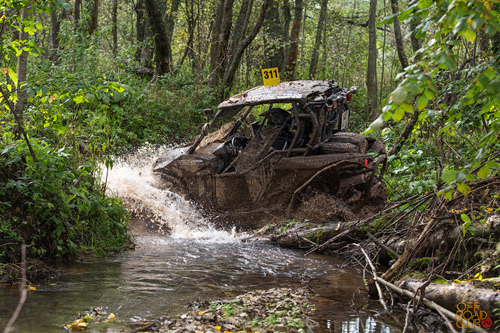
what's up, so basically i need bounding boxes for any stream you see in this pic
[0,146,396,332]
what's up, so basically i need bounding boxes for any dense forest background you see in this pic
[0,0,499,274]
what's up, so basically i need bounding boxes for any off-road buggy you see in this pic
[154,80,386,228]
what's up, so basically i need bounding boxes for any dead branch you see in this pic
[304,195,426,256]
[375,276,487,333]
[3,244,27,333]
[357,244,388,311]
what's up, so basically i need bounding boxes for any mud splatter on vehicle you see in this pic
[154,80,386,229]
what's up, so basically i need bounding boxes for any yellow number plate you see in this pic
[262,67,280,86]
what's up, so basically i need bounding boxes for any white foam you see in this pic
[100,144,240,242]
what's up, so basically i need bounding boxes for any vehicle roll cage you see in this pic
[188,86,356,157]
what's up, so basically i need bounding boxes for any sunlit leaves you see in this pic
[457,182,471,195]
[416,95,428,111]
[393,108,405,122]
[477,165,490,179]
[7,68,17,87]
[375,0,500,199]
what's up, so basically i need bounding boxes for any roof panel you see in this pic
[216,81,334,118]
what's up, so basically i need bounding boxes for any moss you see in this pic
[404,272,426,280]
[413,257,431,269]
[433,278,449,284]
[305,228,327,243]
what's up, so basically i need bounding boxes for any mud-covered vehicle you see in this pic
[154,80,386,228]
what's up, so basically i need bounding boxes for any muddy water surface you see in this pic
[0,146,396,332]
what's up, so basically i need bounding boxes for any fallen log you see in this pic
[375,277,488,333]
[399,278,500,323]
[304,194,430,256]
[269,220,364,248]
[387,214,500,256]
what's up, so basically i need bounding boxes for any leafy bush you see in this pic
[0,136,130,264]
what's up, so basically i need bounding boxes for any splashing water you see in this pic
[101,145,238,241]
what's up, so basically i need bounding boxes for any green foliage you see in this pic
[381,124,437,199]
[1,0,219,272]
[369,0,500,200]
[0,137,130,262]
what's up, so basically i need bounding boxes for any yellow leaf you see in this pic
[49,95,56,103]
[107,313,115,320]
[198,310,209,316]
[216,326,222,331]
[0,68,7,74]
[28,285,36,291]
[462,29,476,43]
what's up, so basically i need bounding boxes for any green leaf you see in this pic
[74,95,84,104]
[461,29,476,43]
[437,53,457,71]
[401,103,413,113]
[393,107,405,122]
[390,86,407,105]
[62,2,72,10]
[8,68,17,87]
[441,170,458,184]
[477,165,490,179]
[486,161,500,169]
[417,95,428,111]
[417,0,433,9]
[460,214,471,223]
[457,182,471,195]
[456,171,466,183]
[26,87,35,97]
[379,13,397,25]
[405,82,421,95]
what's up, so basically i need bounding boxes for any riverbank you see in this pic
[257,176,500,331]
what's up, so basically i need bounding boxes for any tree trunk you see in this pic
[209,0,228,87]
[74,0,82,32]
[309,0,328,79]
[50,7,61,59]
[222,0,271,89]
[88,0,99,35]
[390,0,408,70]
[112,0,118,56]
[223,0,252,72]
[284,0,303,81]
[409,21,422,53]
[264,0,285,70]
[366,0,378,120]
[144,0,173,75]
[178,0,198,69]
[14,3,30,126]
[280,0,291,72]
[135,0,146,63]
[164,0,181,67]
